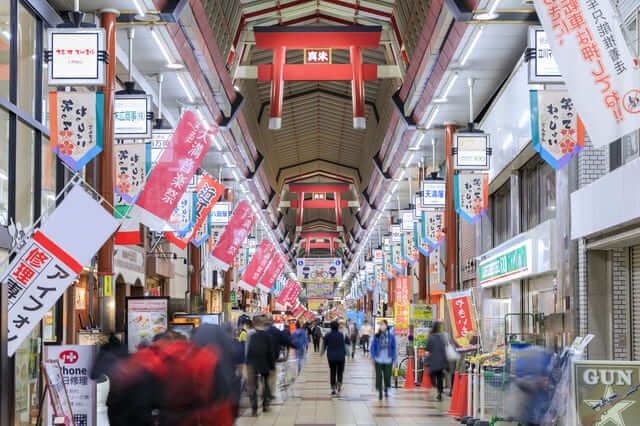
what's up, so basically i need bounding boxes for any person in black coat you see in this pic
[246,315,276,415]
[425,321,449,401]
[321,320,348,396]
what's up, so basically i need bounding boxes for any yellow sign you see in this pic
[103,275,113,297]
[394,304,410,336]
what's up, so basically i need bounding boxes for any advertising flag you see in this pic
[421,210,445,249]
[258,254,286,292]
[133,111,214,230]
[445,290,478,351]
[454,173,489,224]
[277,280,302,308]
[534,0,640,146]
[5,185,119,356]
[401,231,419,265]
[114,142,150,204]
[530,90,585,169]
[49,92,104,171]
[211,201,256,271]
[239,239,276,292]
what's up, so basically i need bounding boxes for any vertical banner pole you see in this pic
[445,123,458,293]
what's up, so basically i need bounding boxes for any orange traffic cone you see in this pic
[456,373,469,417]
[448,372,460,415]
[403,357,416,389]
[421,366,432,388]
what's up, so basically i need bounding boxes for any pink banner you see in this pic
[291,304,305,318]
[257,254,286,292]
[277,280,302,308]
[134,111,213,230]
[210,201,256,271]
[239,239,276,292]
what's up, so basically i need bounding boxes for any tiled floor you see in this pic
[236,349,458,426]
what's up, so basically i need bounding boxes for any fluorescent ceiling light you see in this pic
[403,152,416,167]
[177,73,194,103]
[231,169,242,182]
[132,0,146,17]
[426,106,440,128]
[196,108,210,129]
[209,133,223,151]
[150,28,174,66]
[476,0,501,20]
[223,152,234,167]
[0,30,10,41]
[460,26,484,66]
[438,72,459,102]
[410,133,425,150]
[518,110,530,128]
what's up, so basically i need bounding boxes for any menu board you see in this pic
[126,297,169,352]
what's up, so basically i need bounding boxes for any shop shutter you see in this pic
[631,246,640,360]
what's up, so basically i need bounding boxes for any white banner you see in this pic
[45,345,97,426]
[5,185,119,356]
[534,0,640,146]
[296,258,342,282]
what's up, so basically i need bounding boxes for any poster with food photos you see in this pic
[421,210,445,249]
[49,92,104,171]
[454,173,488,224]
[530,90,585,169]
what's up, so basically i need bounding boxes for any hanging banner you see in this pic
[5,185,119,356]
[306,282,334,298]
[164,192,194,249]
[114,142,150,204]
[530,90,585,169]
[257,254,286,292]
[277,280,302,308]
[49,91,104,171]
[296,258,342,282]
[414,221,432,256]
[210,201,231,224]
[239,239,276,292]
[133,111,214,230]
[429,248,442,292]
[210,201,256,271]
[391,241,405,272]
[394,276,411,305]
[421,180,446,209]
[445,290,478,351]
[421,210,445,249]
[454,173,489,224]
[190,214,211,248]
[47,28,106,86]
[533,0,640,146]
[114,94,152,139]
[45,345,97,426]
[291,304,305,318]
[394,303,410,336]
[401,231,419,265]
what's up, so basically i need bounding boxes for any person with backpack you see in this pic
[320,321,348,396]
[371,320,397,400]
[312,322,323,352]
[291,321,308,374]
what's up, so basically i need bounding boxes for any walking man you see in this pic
[348,320,359,359]
[321,321,347,396]
[371,320,396,400]
[360,320,372,354]
[246,315,275,416]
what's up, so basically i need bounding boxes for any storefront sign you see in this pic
[49,91,104,171]
[43,360,74,425]
[296,257,342,282]
[530,90,585,169]
[453,133,490,170]
[401,210,414,231]
[114,142,150,204]
[534,0,640,146]
[573,360,640,425]
[304,48,331,64]
[308,298,328,311]
[527,26,562,84]
[306,282,334,298]
[133,112,213,230]
[445,290,478,350]
[394,304,410,336]
[454,173,489,223]
[103,275,113,297]
[211,202,256,271]
[210,202,231,224]
[390,241,405,272]
[411,304,435,348]
[47,28,105,86]
[479,240,532,287]
[239,239,276,291]
[45,345,97,426]
[5,185,119,356]
[421,210,445,249]
[257,254,286,292]
[421,180,445,209]
[126,297,169,352]
[114,94,152,139]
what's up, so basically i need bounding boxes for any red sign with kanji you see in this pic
[445,290,478,350]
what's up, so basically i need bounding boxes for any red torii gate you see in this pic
[254,26,382,129]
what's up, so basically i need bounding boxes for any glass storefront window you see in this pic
[520,157,556,232]
[16,120,34,226]
[0,0,9,100]
[17,4,37,116]
[492,181,511,246]
[0,108,8,226]
[14,327,41,426]
[41,136,56,215]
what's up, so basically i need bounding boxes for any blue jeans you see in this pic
[296,349,304,373]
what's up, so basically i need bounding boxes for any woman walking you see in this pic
[425,321,449,401]
[321,321,348,396]
[371,320,396,400]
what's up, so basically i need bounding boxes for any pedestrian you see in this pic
[425,321,449,401]
[312,322,322,352]
[265,315,294,402]
[339,321,351,358]
[360,320,372,354]
[348,320,359,359]
[246,315,276,416]
[320,320,348,396]
[291,321,308,374]
[371,320,396,400]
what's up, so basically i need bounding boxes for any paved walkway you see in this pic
[236,348,458,426]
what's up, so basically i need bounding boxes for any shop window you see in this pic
[0,108,8,225]
[480,199,492,252]
[492,181,511,246]
[14,327,41,426]
[16,120,34,226]
[0,0,9,100]
[17,3,37,116]
[520,157,556,232]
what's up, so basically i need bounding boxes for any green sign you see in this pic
[411,304,435,349]
[230,290,236,304]
[479,240,531,287]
